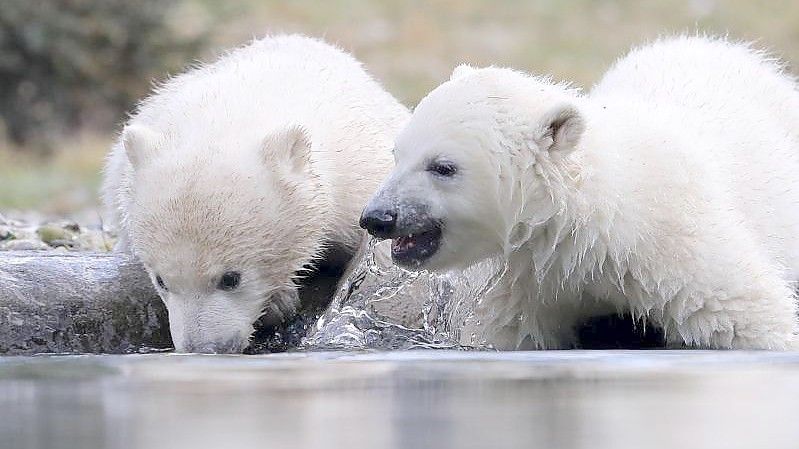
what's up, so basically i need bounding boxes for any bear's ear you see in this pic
[450,64,476,81]
[538,104,585,153]
[122,125,161,169]
[262,125,312,174]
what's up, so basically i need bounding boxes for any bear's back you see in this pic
[132,35,406,151]
[590,35,799,278]
[591,36,799,137]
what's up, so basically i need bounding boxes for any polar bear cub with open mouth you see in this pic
[361,36,799,349]
[103,35,408,353]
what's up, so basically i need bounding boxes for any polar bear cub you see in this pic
[103,35,409,353]
[361,36,799,349]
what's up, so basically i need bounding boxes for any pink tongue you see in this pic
[393,235,414,251]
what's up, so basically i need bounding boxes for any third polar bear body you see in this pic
[361,36,799,349]
[103,35,409,353]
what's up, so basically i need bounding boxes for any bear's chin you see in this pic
[390,226,442,270]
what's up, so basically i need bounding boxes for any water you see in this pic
[304,238,504,351]
[4,240,799,448]
[2,351,799,449]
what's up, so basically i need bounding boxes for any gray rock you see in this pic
[0,216,115,252]
[74,232,114,251]
[36,223,76,245]
[0,252,171,354]
[1,239,50,250]
[0,250,347,355]
[47,239,77,249]
[0,226,13,241]
[62,221,81,233]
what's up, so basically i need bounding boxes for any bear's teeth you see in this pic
[393,234,417,252]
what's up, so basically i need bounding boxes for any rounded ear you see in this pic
[450,64,476,81]
[538,104,585,153]
[262,125,311,174]
[122,125,161,169]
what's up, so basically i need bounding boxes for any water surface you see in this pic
[2,350,798,449]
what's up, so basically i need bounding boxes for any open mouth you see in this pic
[391,225,442,268]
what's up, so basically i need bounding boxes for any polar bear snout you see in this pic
[170,325,251,354]
[359,207,397,239]
[163,293,260,354]
[361,194,444,269]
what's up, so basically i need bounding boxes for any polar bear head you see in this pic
[121,124,325,353]
[360,66,584,271]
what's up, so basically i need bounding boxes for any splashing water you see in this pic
[303,238,506,351]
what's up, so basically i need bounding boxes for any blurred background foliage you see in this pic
[0,0,207,149]
[2,0,799,218]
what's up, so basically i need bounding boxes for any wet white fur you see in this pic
[102,35,409,352]
[392,36,799,349]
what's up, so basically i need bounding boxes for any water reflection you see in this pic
[1,351,798,449]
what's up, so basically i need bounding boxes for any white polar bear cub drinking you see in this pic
[361,36,799,349]
[103,35,409,353]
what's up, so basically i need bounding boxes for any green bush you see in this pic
[0,0,208,150]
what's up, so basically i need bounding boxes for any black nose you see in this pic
[360,208,397,239]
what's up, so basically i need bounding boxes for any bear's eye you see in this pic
[427,160,458,177]
[155,275,167,291]
[218,271,241,291]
